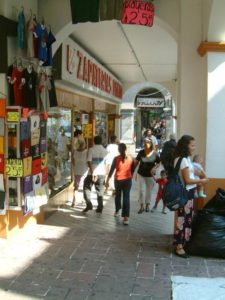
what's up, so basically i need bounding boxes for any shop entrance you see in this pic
[135,108,166,149]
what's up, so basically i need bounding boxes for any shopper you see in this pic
[71,139,88,207]
[56,127,69,171]
[83,135,107,213]
[135,138,160,213]
[105,135,119,193]
[105,143,134,225]
[173,135,209,258]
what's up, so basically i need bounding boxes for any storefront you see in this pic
[47,37,122,206]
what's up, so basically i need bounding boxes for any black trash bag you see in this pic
[203,188,225,213]
[185,189,225,258]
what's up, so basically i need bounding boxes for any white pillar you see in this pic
[206,52,225,178]
[177,0,206,155]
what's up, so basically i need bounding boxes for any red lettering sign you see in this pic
[121,0,154,27]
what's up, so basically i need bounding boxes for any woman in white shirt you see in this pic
[105,135,119,193]
[174,135,209,258]
[71,139,88,207]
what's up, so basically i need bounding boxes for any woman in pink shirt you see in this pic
[105,143,134,225]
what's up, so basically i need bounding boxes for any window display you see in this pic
[47,108,72,195]
[95,112,107,146]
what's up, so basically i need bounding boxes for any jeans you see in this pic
[114,178,132,217]
[83,175,105,210]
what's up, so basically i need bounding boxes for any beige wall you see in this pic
[177,0,206,155]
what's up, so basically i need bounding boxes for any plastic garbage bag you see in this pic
[185,188,225,258]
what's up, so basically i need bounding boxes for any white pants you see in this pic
[138,175,155,204]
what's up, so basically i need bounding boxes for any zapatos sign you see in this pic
[121,0,154,27]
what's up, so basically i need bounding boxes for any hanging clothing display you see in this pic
[17,9,25,49]
[10,66,24,106]
[43,30,56,66]
[38,72,51,112]
[35,23,49,62]
[27,16,36,57]
[48,77,58,107]
[6,64,15,105]
[22,66,37,108]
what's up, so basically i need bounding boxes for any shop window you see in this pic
[47,108,72,195]
[94,112,107,146]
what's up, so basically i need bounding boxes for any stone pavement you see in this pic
[0,180,225,300]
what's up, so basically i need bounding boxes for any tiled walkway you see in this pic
[0,180,225,300]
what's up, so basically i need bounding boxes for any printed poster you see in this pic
[30,115,40,131]
[31,128,40,146]
[23,157,32,177]
[41,152,47,169]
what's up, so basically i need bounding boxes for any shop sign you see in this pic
[6,159,23,177]
[121,0,154,27]
[62,38,123,102]
[83,124,93,138]
[137,97,164,108]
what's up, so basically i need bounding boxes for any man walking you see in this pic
[83,136,108,213]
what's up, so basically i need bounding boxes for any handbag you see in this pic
[162,157,188,211]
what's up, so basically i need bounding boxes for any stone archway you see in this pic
[120,82,175,146]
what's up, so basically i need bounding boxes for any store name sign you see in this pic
[62,38,122,100]
[137,97,164,107]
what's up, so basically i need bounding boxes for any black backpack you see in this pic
[162,157,188,211]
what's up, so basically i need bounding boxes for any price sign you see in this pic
[6,159,23,177]
[6,110,20,123]
[121,0,154,27]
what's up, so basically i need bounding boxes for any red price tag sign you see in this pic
[121,0,154,27]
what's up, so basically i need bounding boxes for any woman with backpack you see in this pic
[173,135,209,258]
[105,143,134,225]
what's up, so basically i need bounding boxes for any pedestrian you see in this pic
[56,127,69,171]
[160,133,177,175]
[105,143,134,225]
[82,135,108,213]
[145,128,158,150]
[192,154,207,198]
[134,137,160,213]
[151,169,168,214]
[173,135,209,258]
[105,135,119,193]
[71,139,88,207]
[74,129,85,150]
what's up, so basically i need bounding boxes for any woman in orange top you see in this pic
[105,143,134,225]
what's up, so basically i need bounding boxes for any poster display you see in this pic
[3,107,49,213]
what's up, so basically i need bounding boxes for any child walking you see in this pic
[151,169,168,214]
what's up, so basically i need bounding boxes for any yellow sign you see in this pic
[6,159,23,177]
[83,124,93,138]
[41,152,47,169]
[6,111,20,123]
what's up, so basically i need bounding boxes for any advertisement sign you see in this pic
[83,124,93,138]
[121,0,154,27]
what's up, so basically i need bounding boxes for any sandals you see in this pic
[175,247,189,259]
